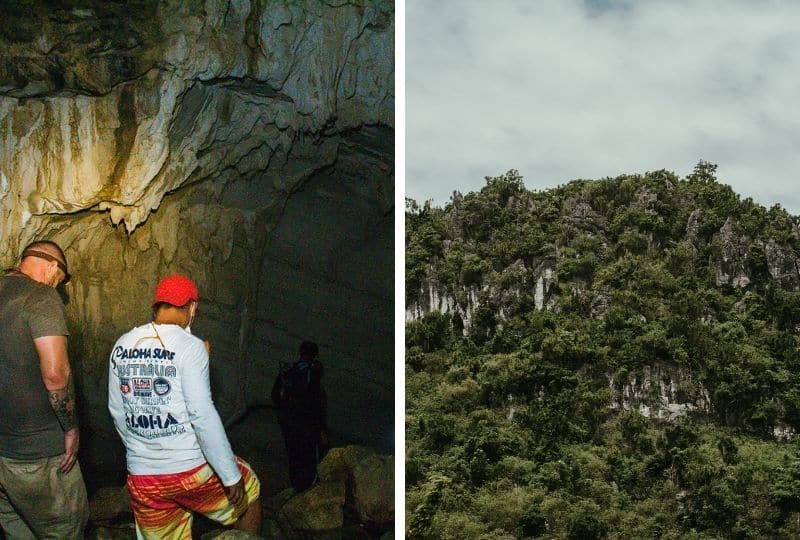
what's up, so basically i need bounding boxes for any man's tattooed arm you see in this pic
[48,371,78,432]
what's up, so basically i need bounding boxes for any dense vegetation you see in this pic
[406,164,800,539]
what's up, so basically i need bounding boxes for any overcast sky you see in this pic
[406,0,800,214]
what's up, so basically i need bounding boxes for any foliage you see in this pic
[407,165,800,538]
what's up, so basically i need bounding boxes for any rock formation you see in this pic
[0,0,394,485]
[609,364,711,421]
[277,445,394,535]
[406,170,800,429]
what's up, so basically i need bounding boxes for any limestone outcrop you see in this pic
[405,173,800,433]
[609,364,711,421]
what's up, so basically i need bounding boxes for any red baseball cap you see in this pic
[152,274,199,308]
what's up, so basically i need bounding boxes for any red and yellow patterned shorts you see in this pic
[126,457,260,540]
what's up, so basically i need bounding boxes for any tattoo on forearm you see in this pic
[48,372,78,432]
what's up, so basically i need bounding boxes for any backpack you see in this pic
[271,360,322,415]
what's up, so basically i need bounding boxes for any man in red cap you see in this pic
[108,274,261,538]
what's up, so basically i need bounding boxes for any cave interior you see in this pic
[0,0,395,498]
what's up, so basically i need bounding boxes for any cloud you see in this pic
[407,0,800,213]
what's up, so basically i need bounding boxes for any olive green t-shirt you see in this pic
[0,274,69,458]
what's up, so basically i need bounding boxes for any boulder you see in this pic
[278,480,346,531]
[275,446,395,531]
[319,445,373,482]
[350,453,394,524]
[318,445,394,524]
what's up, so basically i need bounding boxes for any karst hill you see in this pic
[406,163,800,539]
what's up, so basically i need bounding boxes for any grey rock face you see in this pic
[633,185,658,211]
[764,239,800,287]
[565,196,596,222]
[564,195,604,231]
[407,259,556,334]
[686,208,702,240]
[713,217,751,288]
[610,364,710,421]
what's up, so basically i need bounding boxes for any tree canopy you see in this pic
[407,164,800,539]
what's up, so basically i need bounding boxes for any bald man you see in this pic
[0,241,88,538]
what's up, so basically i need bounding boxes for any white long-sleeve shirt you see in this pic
[107,323,241,486]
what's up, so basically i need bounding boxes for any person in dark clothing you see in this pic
[0,240,88,538]
[271,341,328,492]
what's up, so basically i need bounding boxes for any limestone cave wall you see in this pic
[0,0,394,462]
